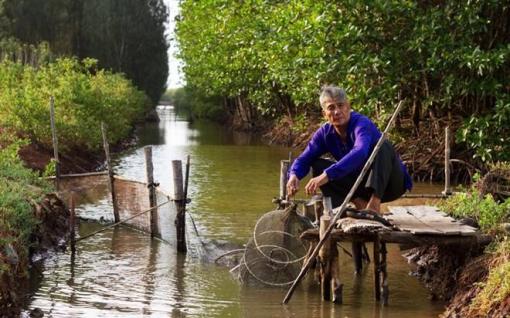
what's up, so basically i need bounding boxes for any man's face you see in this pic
[322,98,351,129]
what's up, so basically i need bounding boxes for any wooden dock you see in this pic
[299,205,490,305]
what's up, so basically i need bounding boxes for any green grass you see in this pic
[438,188,510,232]
[469,237,510,316]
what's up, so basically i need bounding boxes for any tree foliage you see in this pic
[1,0,169,104]
[0,58,149,151]
[176,0,510,162]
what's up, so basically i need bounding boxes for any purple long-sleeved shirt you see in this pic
[290,111,412,191]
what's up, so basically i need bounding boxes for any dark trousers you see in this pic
[312,140,405,209]
[312,140,406,273]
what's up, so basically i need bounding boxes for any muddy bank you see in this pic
[0,193,69,317]
[405,241,510,318]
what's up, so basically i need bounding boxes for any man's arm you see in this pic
[287,127,326,196]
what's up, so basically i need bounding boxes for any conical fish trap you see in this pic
[238,204,313,287]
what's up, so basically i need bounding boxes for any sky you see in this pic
[164,0,184,88]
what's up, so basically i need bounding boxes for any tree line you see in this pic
[176,0,509,164]
[0,0,169,105]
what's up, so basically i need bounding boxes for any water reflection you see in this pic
[26,106,445,317]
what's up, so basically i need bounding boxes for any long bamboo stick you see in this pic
[282,100,404,304]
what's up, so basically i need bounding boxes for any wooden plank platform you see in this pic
[301,205,484,246]
[386,205,477,236]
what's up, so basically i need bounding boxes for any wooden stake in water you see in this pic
[101,122,119,222]
[443,127,452,195]
[279,160,290,208]
[173,160,187,253]
[145,146,158,236]
[49,97,61,190]
[69,194,76,254]
[282,100,404,304]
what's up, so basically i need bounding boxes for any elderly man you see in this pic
[286,86,412,273]
[286,85,412,217]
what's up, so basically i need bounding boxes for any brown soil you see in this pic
[405,242,510,318]
[18,142,103,174]
[0,193,69,317]
[403,243,487,301]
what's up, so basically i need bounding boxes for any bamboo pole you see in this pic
[279,160,290,208]
[314,200,323,224]
[49,97,61,191]
[443,127,452,195]
[145,146,158,236]
[69,194,76,254]
[184,155,191,202]
[173,160,187,253]
[380,242,389,305]
[319,215,332,301]
[331,248,342,304]
[282,100,404,304]
[323,196,333,217]
[373,237,381,301]
[101,122,119,222]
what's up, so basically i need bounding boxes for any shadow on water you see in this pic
[25,106,446,317]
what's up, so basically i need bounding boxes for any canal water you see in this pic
[25,106,446,317]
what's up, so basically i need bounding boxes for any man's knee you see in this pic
[311,158,335,177]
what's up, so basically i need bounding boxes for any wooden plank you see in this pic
[300,228,492,247]
[386,206,477,236]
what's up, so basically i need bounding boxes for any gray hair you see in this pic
[319,86,348,107]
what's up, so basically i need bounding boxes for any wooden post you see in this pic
[380,242,389,305]
[173,160,187,253]
[184,155,190,201]
[279,160,290,208]
[101,122,119,222]
[319,215,332,301]
[331,249,343,304]
[443,126,452,195]
[145,146,158,236]
[49,97,61,190]
[69,194,76,254]
[314,200,323,225]
[323,196,333,217]
[304,203,315,221]
[373,237,381,301]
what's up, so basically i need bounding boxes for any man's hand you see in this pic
[305,173,329,195]
[286,174,300,197]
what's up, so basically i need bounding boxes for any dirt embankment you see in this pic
[405,243,509,318]
[0,193,69,317]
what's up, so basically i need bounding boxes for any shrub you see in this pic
[0,58,149,151]
[438,185,510,231]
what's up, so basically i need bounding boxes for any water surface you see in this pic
[26,106,446,317]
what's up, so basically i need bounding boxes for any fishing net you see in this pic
[237,204,314,287]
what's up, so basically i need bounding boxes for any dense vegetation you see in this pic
[0,57,149,151]
[0,137,51,273]
[176,0,509,165]
[0,0,169,104]
[166,87,226,121]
